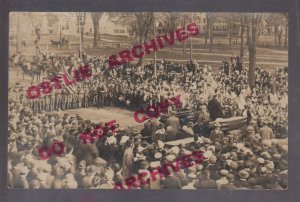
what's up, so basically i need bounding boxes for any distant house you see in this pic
[194,13,239,36]
[99,13,131,37]
[9,12,79,41]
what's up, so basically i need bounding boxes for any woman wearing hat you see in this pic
[122,140,134,179]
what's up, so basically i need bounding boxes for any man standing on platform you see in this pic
[207,94,223,121]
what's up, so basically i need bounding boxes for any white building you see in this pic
[99,13,131,36]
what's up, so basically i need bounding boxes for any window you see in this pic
[203,18,206,23]
[114,29,119,33]
[119,29,125,33]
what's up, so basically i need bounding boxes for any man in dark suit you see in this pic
[194,170,217,189]
[210,122,224,143]
[240,104,252,124]
[162,172,182,189]
[221,174,237,189]
[207,94,223,121]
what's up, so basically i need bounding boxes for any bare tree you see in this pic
[248,13,262,88]
[176,13,199,53]
[240,15,246,57]
[283,13,288,48]
[91,12,104,48]
[161,13,181,50]
[206,13,215,52]
[266,13,287,48]
[115,12,154,66]
[77,12,86,50]
[204,17,208,48]
[227,16,233,47]
[246,17,250,46]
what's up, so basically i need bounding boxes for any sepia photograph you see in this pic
[8,12,288,190]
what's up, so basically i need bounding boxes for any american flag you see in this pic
[57,66,77,94]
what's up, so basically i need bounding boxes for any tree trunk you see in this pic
[81,27,84,48]
[138,36,144,67]
[205,30,208,48]
[274,25,278,46]
[248,43,256,88]
[209,16,214,53]
[284,25,288,48]
[228,21,232,47]
[278,26,283,48]
[205,24,209,48]
[182,18,186,54]
[240,17,245,57]
[93,23,98,47]
[248,17,258,89]
[246,19,250,46]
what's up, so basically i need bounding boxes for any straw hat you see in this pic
[166,155,176,162]
[214,122,221,127]
[154,152,162,159]
[239,170,249,179]
[149,161,161,169]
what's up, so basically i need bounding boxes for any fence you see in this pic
[9,40,133,54]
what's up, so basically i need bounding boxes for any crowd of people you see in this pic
[8,51,288,189]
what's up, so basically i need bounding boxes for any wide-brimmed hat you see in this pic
[220,169,229,176]
[239,170,249,179]
[165,155,176,162]
[200,104,207,109]
[257,157,265,164]
[230,161,239,169]
[214,122,221,127]
[149,161,161,169]
[86,165,97,175]
[169,146,180,155]
[92,176,101,185]
[188,173,197,179]
[154,152,162,159]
